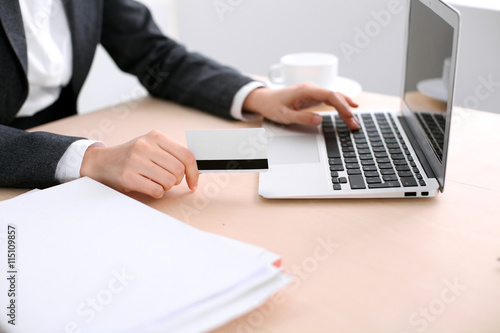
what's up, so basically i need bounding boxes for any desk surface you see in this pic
[2,92,499,333]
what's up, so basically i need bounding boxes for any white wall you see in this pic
[447,1,500,113]
[77,0,178,114]
[177,0,407,97]
[78,0,500,114]
[175,0,500,114]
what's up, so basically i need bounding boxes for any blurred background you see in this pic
[79,0,500,114]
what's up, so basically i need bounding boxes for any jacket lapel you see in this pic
[0,1,27,75]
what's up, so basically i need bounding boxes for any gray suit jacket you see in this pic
[0,0,253,189]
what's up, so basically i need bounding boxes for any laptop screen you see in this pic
[402,0,459,190]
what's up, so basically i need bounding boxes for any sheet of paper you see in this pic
[0,178,288,333]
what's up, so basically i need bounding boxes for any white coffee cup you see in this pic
[268,52,339,88]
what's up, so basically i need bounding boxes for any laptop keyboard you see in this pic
[322,113,427,191]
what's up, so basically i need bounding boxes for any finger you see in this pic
[160,145,199,191]
[124,173,166,199]
[180,151,199,191]
[148,147,186,186]
[298,87,359,130]
[138,161,179,191]
[324,92,360,130]
[338,93,359,108]
[279,107,323,126]
[292,99,323,110]
[154,135,199,191]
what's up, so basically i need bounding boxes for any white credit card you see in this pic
[185,128,268,172]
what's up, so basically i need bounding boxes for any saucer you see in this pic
[417,78,448,102]
[266,77,362,97]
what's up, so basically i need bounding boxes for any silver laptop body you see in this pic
[259,0,461,199]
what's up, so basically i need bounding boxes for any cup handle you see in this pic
[268,64,284,85]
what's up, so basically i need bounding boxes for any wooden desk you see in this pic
[1,93,499,333]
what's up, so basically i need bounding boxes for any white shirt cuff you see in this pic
[230,81,266,122]
[55,139,105,183]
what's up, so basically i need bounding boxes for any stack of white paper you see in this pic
[0,178,289,333]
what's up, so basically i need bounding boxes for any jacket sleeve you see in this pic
[100,0,254,120]
[0,125,83,188]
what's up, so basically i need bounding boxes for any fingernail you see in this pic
[192,183,198,191]
[312,114,322,125]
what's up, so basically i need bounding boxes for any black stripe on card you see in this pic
[197,159,269,170]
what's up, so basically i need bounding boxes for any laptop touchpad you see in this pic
[268,135,320,165]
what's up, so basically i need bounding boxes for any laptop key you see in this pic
[366,177,382,184]
[396,165,411,171]
[333,184,342,191]
[374,152,389,159]
[361,160,376,167]
[343,152,356,158]
[378,163,393,169]
[376,158,391,164]
[359,154,374,160]
[339,177,348,184]
[347,169,362,175]
[357,149,371,154]
[364,171,380,177]
[324,133,341,158]
[398,171,413,177]
[344,157,358,164]
[330,164,340,172]
[363,165,378,171]
[349,175,366,189]
[391,154,405,160]
[389,148,402,154]
[353,133,366,140]
[382,175,398,181]
[373,147,386,152]
[381,169,396,175]
[401,177,418,187]
[368,181,401,189]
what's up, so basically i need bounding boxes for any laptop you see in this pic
[258,0,461,199]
